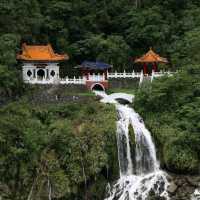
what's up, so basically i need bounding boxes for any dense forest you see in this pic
[1,0,200,92]
[1,0,200,199]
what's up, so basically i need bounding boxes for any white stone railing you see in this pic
[24,71,176,85]
[151,70,176,82]
[24,77,57,84]
[25,77,86,85]
[60,77,86,85]
[107,70,141,79]
[88,73,106,82]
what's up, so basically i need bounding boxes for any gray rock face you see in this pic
[167,182,178,194]
[186,176,200,187]
[167,174,200,200]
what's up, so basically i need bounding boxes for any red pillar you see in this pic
[153,62,157,72]
[104,70,107,80]
[143,63,147,74]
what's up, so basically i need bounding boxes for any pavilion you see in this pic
[17,43,69,83]
[134,48,168,75]
[77,61,112,90]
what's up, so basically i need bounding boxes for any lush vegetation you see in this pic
[1,0,200,70]
[135,66,200,174]
[1,0,200,198]
[1,0,200,93]
[0,100,117,199]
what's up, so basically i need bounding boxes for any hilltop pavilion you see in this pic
[134,48,168,74]
[17,43,69,83]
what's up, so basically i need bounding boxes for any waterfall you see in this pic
[116,105,133,176]
[106,104,169,200]
[117,104,159,176]
[94,91,170,200]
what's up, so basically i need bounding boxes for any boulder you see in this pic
[167,182,178,194]
[186,176,200,187]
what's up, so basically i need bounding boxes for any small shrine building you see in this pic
[17,43,69,83]
[134,48,168,74]
[77,61,112,90]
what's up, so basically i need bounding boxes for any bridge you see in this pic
[108,93,134,103]
[94,91,134,104]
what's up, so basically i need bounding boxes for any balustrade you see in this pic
[24,70,175,85]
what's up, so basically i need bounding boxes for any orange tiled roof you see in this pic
[17,43,69,61]
[135,48,168,63]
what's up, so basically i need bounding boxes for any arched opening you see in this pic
[115,98,130,105]
[37,69,45,80]
[91,83,105,91]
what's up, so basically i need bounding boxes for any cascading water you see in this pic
[117,104,159,176]
[106,104,169,200]
[191,189,200,200]
[116,105,133,176]
[94,91,170,200]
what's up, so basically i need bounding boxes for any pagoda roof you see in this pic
[78,61,112,70]
[135,48,168,63]
[17,43,69,62]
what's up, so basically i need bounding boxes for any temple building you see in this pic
[17,43,69,83]
[77,61,112,90]
[17,44,173,89]
[134,48,168,74]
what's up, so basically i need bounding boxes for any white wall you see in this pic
[22,62,60,83]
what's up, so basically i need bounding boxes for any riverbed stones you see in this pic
[186,176,200,187]
[166,174,200,200]
[167,182,178,194]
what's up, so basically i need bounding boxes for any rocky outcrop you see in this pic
[167,174,200,200]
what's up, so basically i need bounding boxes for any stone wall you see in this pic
[109,78,139,89]
[27,84,94,105]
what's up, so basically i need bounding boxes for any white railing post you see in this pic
[115,71,117,78]
[139,70,144,86]
[102,73,105,81]
[132,70,135,78]
[93,73,95,81]
[151,70,154,82]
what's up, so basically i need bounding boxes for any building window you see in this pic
[50,70,55,77]
[27,70,32,77]
[37,69,45,79]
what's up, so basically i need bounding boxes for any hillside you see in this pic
[1,0,200,199]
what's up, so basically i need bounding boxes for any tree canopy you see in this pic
[1,0,200,70]
[1,0,200,199]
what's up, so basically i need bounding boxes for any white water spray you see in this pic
[94,91,170,200]
[191,189,200,200]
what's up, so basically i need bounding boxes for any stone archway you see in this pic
[91,83,105,91]
[37,69,45,80]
